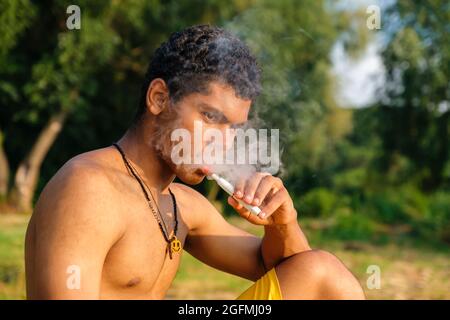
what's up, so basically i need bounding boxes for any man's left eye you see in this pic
[202,111,216,122]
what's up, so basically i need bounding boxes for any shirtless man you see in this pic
[25,25,365,300]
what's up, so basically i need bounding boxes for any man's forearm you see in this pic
[261,216,311,270]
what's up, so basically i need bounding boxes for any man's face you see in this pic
[154,81,252,185]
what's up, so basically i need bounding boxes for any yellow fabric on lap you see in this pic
[236,268,283,300]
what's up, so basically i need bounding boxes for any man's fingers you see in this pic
[253,176,278,206]
[258,188,286,219]
[233,178,245,199]
[228,196,270,225]
[243,173,267,205]
[227,196,246,215]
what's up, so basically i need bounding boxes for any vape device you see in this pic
[208,173,262,216]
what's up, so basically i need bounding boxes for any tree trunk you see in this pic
[9,110,68,213]
[0,130,9,199]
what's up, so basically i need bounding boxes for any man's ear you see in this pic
[146,78,169,115]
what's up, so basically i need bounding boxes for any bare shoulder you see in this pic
[170,182,225,232]
[31,148,126,240]
[170,182,208,202]
[170,182,215,211]
[36,148,118,209]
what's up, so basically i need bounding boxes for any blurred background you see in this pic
[0,0,448,299]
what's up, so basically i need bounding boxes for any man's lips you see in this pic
[200,166,211,175]
[194,166,211,176]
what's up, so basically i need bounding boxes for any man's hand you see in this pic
[228,172,298,226]
[183,168,309,280]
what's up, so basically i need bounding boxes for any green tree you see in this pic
[225,0,368,196]
[0,0,251,212]
[374,0,450,191]
[0,0,369,212]
[1,1,119,211]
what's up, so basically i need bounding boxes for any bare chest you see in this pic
[100,193,189,299]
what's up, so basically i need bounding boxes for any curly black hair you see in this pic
[134,24,261,121]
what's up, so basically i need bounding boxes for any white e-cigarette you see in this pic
[209,173,262,216]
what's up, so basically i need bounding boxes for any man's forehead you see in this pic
[196,82,252,123]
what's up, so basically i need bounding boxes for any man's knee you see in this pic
[280,249,340,278]
[277,249,365,299]
[275,250,338,289]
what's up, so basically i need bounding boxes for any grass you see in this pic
[0,213,449,300]
[0,214,27,299]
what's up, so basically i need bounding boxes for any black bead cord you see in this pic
[112,143,178,248]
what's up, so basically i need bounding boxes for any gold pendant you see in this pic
[170,236,182,253]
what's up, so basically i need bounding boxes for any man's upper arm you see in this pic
[174,184,265,281]
[26,162,124,299]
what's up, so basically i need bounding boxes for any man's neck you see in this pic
[116,121,175,194]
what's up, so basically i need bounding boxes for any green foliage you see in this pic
[421,191,450,242]
[373,1,450,191]
[366,186,428,223]
[0,0,35,62]
[323,208,379,242]
[299,188,339,218]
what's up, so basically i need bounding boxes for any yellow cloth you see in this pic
[236,268,283,300]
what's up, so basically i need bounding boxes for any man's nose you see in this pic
[203,127,235,150]
[224,128,236,151]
